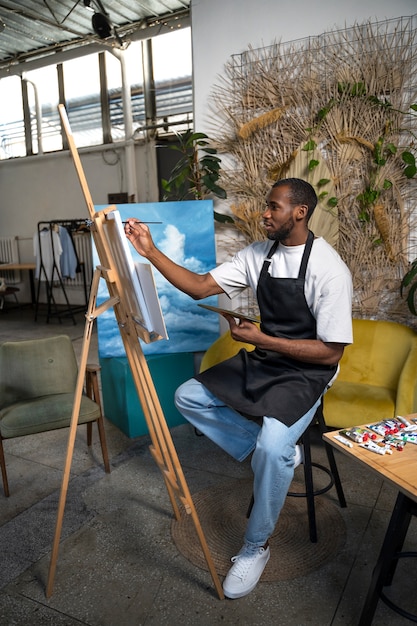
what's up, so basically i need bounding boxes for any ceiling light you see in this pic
[92,12,112,39]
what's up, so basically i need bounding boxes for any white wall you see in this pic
[191,0,417,131]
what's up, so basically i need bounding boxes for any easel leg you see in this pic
[46,270,101,597]
[124,339,224,599]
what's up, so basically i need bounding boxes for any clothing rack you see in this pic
[34,219,91,324]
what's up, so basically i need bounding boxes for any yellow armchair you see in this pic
[323,319,417,428]
[199,318,417,429]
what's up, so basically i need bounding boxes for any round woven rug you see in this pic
[171,478,346,581]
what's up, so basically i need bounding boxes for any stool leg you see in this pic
[316,406,346,508]
[302,427,318,543]
[323,442,346,508]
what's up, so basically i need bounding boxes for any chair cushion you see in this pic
[0,335,78,407]
[323,381,396,428]
[0,393,101,438]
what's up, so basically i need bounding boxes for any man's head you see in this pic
[263,178,317,244]
[272,178,317,219]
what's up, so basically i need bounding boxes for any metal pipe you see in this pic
[111,48,137,202]
[21,73,43,155]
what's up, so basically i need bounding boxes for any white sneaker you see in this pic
[223,543,270,599]
[294,444,304,468]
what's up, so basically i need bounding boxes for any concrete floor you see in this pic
[0,305,416,625]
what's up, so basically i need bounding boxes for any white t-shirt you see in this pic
[210,236,353,345]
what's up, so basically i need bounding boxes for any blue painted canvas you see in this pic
[94,200,220,357]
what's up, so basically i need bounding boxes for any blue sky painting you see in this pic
[94,200,220,357]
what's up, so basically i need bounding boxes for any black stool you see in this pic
[247,404,346,543]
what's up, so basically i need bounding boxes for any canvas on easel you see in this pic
[46,104,224,600]
[100,208,167,342]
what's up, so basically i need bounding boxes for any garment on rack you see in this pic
[34,228,63,281]
[58,225,78,280]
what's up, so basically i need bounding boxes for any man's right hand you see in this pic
[124,219,155,258]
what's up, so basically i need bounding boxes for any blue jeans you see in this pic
[174,378,322,547]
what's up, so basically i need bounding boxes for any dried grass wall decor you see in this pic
[209,15,417,322]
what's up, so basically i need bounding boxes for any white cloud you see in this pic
[158,224,206,273]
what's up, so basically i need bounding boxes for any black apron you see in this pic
[196,231,337,427]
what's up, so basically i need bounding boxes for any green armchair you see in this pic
[0,335,110,497]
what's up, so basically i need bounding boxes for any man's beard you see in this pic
[266,218,294,241]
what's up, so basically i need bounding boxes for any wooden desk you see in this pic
[324,417,417,624]
[0,262,36,304]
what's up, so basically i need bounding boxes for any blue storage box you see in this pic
[99,352,195,438]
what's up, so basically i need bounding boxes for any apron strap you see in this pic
[260,230,315,281]
[298,230,314,280]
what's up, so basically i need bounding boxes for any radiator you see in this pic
[0,237,20,284]
[65,232,93,289]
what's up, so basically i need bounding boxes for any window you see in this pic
[152,27,193,136]
[64,53,102,148]
[0,26,193,159]
[24,65,61,153]
[0,76,25,158]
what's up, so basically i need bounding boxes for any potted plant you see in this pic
[161,130,232,223]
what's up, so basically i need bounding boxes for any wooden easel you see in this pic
[46,105,224,600]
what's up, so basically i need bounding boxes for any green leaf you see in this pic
[385,143,397,155]
[337,82,350,94]
[401,260,417,291]
[410,104,417,112]
[357,188,379,207]
[317,178,330,187]
[317,107,329,120]
[327,197,338,208]
[358,209,370,223]
[318,191,329,200]
[189,132,209,141]
[211,184,227,200]
[302,139,317,151]
[406,282,417,316]
[351,82,366,96]
[214,210,234,223]
[375,157,386,166]
[404,165,417,179]
[308,159,320,171]
[383,179,392,190]
[402,151,416,166]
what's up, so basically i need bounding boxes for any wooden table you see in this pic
[324,417,417,624]
[0,262,36,304]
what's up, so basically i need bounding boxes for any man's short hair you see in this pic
[272,178,317,219]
